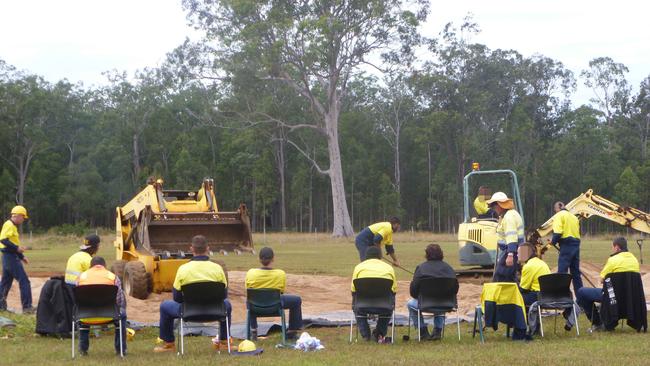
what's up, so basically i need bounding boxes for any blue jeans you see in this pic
[0,253,32,309]
[248,294,303,330]
[159,299,231,342]
[519,289,539,307]
[79,314,127,354]
[406,298,445,330]
[558,242,583,291]
[355,307,390,339]
[354,228,374,261]
[493,248,518,282]
[576,287,602,325]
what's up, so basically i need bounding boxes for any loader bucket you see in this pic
[137,211,253,257]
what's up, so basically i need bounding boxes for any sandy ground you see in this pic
[6,261,650,323]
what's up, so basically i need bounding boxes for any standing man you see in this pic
[0,205,33,313]
[245,247,303,340]
[354,217,401,265]
[551,201,583,291]
[76,256,127,356]
[154,235,232,353]
[576,237,639,330]
[351,246,397,343]
[487,192,524,282]
[65,234,101,287]
[407,244,456,340]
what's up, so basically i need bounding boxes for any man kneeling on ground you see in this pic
[575,237,639,331]
[245,247,303,340]
[351,246,397,343]
[154,235,232,353]
[76,256,127,356]
[406,243,455,340]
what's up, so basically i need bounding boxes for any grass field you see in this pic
[1,232,649,365]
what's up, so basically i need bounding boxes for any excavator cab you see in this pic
[458,166,524,267]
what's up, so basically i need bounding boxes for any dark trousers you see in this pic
[558,242,583,291]
[0,253,32,309]
[355,307,391,339]
[79,314,127,354]
[248,294,303,330]
[576,287,602,325]
[354,228,374,261]
[520,289,539,307]
[159,299,232,342]
[493,248,518,282]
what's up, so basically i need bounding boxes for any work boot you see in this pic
[250,328,258,341]
[22,307,36,315]
[79,349,88,356]
[418,327,430,340]
[0,299,6,311]
[371,329,381,343]
[429,328,442,341]
[153,342,176,353]
[286,330,300,340]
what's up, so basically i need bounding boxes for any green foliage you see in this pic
[615,166,642,206]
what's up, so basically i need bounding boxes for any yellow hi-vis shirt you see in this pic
[0,219,19,249]
[368,222,394,248]
[351,258,396,293]
[245,268,287,293]
[173,258,227,291]
[65,251,92,285]
[520,257,551,292]
[474,196,489,215]
[496,209,524,251]
[601,251,640,279]
[552,209,580,239]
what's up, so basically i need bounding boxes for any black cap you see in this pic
[259,247,274,261]
[80,234,101,250]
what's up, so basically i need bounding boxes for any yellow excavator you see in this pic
[112,178,253,299]
[528,189,650,261]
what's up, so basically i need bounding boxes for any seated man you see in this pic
[76,256,127,356]
[245,247,303,340]
[351,246,397,343]
[154,235,232,353]
[518,243,551,307]
[65,234,101,287]
[576,237,640,330]
[406,244,455,340]
[474,186,498,219]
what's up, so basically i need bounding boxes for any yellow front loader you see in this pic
[112,178,253,299]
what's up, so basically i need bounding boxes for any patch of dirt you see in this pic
[6,261,648,322]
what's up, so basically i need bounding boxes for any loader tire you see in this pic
[124,261,149,300]
[110,260,127,284]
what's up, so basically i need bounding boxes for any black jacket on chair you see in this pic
[409,260,456,299]
[600,272,647,332]
[35,276,75,337]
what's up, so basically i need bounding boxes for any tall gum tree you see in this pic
[181,0,428,236]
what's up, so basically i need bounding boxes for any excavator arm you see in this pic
[528,189,650,253]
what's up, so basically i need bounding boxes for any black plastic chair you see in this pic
[71,284,123,358]
[408,277,460,341]
[536,273,579,336]
[349,278,396,343]
[245,288,287,345]
[178,281,230,354]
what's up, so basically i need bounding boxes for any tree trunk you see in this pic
[132,133,141,188]
[325,110,354,237]
[274,134,287,231]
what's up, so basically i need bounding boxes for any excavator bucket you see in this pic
[135,205,253,257]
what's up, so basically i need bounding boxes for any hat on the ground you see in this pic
[232,340,263,356]
[485,192,514,210]
[80,234,101,250]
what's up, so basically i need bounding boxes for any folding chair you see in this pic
[408,277,461,341]
[245,288,288,345]
[178,281,230,354]
[71,284,124,358]
[535,273,579,337]
[349,278,396,343]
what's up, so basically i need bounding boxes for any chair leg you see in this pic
[554,309,558,334]
[280,309,287,345]
[456,309,461,341]
[246,310,251,340]
[442,314,446,339]
[538,305,544,337]
[71,320,75,359]
[226,317,231,354]
[391,310,395,344]
[477,307,484,343]
[574,303,580,336]
[180,318,184,355]
[417,309,421,342]
[118,319,124,358]
[349,312,354,343]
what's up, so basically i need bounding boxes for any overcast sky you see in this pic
[0,0,648,106]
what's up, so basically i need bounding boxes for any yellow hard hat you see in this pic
[11,205,28,219]
[233,339,263,355]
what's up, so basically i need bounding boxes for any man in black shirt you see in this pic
[406,244,456,340]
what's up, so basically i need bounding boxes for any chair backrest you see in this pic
[538,273,573,304]
[418,277,459,311]
[352,277,394,312]
[246,288,282,316]
[180,281,228,322]
[73,284,119,323]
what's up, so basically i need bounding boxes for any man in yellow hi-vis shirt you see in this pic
[487,192,524,282]
[551,201,583,291]
[0,205,32,313]
[65,234,101,287]
[354,217,401,265]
